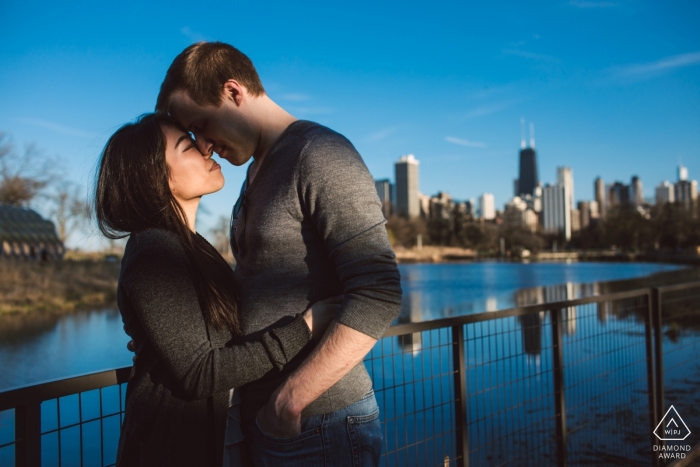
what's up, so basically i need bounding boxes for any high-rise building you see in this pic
[517,121,539,197]
[630,176,644,206]
[418,192,430,219]
[594,177,607,218]
[394,154,419,218]
[518,148,538,197]
[464,199,476,218]
[578,201,591,230]
[504,196,538,232]
[542,184,571,240]
[374,179,393,219]
[608,181,630,208]
[678,165,688,182]
[655,181,675,205]
[589,200,600,220]
[479,193,495,220]
[674,180,698,210]
[429,192,453,220]
[557,167,574,209]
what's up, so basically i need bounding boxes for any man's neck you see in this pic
[248,95,296,184]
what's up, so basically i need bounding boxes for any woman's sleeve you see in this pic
[121,234,312,400]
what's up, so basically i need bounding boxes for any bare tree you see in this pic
[49,182,90,244]
[0,132,59,207]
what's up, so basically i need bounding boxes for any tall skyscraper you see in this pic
[479,193,495,220]
[374,179,393,219]
[516,121,539,197]
[578,201,591,230]
[655,181,674,205]
[608,181,629,207]
[542,184,571,240]
[630,176,643,206]
[678,165,688,182]
[557,167,574,213]
[394,155,419,218]
[594,177,607,218]
[675,180,698,210]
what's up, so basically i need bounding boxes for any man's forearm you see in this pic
[274,320,377,418]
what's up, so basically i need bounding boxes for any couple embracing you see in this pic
[95,42,402,467]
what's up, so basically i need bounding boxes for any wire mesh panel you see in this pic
[562,298,655,466]
[462,313,557,466]
[0,408,15,466]
[365,327,459,467]
[40,384,127,467]
[0,381,127,467]
[659,285,700,461]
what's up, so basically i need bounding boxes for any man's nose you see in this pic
[195,134,214,156]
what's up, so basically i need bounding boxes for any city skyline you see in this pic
[2,1,699,247]
[380,144,696,216]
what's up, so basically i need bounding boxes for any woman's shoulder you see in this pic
[123,228,187,264]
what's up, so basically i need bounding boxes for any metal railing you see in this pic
[1,282,699,467]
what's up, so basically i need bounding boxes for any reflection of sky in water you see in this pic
[397,261,683,323]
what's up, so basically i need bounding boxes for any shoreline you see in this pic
[1,252,697,316]
[394,246,700,266]
[0,260,120,315]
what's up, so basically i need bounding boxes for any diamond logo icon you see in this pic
[654,405,691,441]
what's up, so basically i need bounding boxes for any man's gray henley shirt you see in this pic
[232,120,403,420]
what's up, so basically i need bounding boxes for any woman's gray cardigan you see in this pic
[115,229,313,467]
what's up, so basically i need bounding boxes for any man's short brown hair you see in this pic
[156,42,265,113]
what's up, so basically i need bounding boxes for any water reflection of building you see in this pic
[486,297,498,312]
[515,288,545,357]
[545,283,577,336]
[397,291,422,356]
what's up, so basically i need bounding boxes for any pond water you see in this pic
[0,261,688,391]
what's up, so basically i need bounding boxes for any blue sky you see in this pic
[1,0,699,247]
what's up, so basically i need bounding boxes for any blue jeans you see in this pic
[243,390,382,467]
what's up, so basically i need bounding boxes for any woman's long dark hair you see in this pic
[95,113,240,334]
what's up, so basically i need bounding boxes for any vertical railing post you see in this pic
[644,290,661,467]
[452,324,469,467]
[15,402,41,467]
[550,309,568,467]
[652,287,666,453]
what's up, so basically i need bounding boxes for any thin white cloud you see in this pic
[445,137,487,148]
[278,93,310,102]
[365,127,398,142]
[15,118,93,138]
[568,0,619,8]
[502,49,559,62]
[181,26,207,43]
[463,101,516,119]
[609,51,700,80]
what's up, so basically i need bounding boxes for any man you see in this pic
[155,42,402,465]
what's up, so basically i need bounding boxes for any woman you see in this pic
[95,113,337,467]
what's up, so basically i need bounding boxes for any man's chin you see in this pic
[217,151,250,167]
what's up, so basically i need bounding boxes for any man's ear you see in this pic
[222,80,245,106]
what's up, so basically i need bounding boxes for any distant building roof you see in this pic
[0,204,63,259]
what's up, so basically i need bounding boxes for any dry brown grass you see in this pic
[0,260,120,314]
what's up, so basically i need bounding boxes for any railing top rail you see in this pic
[656,280,700,294]
[0,367,130,412]
[383,287,650,337]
